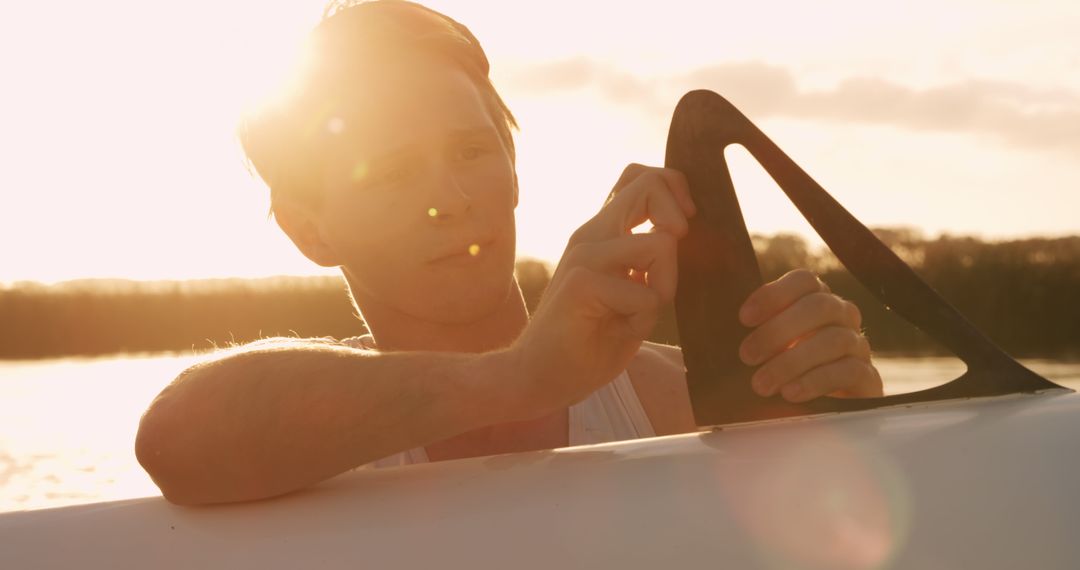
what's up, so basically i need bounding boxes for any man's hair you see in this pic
[238,0,519,213]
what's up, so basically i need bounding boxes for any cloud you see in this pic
[507,57,662,109]
[504,58,1080,152]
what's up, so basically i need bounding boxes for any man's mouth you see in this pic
[429,237,496,264]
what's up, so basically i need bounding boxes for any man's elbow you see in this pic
[135,405,235,506]
[135,409,291,506]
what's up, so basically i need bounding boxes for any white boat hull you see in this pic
[2,390,1079,569]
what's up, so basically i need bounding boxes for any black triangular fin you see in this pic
[665,90,1066,426]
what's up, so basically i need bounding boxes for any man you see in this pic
[135,0,882,506]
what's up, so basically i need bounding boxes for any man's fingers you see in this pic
[740,292,861,366]
[776,357,882,403]
[740,269,829,327]
[606,164,695,219]
[572,165,694,245]
[606,163,648,203]
[598,176,688,240]
[750,327,870,397]
[735,267,882,404]
[585,177,687,242]
[563,233,678,304]
[559,268,661,339]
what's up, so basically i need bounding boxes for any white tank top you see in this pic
[367,369,655,468]
[342,336,656,469]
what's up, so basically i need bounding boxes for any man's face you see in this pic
[312,58,519,325]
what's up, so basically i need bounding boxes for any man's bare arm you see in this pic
[135,341,518,506]
[137,164,692,507]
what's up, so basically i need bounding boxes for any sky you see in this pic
[1,0,1078,284]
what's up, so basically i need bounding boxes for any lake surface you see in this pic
[2,353,1078,514]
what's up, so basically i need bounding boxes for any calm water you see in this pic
[2,354,1079,513]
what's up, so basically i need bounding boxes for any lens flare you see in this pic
[351,162,369,183]
[327,117,345,135]
[708,423,911,570]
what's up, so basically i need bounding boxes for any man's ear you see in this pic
[272,201,342,268]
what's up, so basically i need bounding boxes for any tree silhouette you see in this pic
[1,233,1077,359]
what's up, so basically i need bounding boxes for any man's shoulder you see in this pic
[627,342,696,435]
[340,334,377,350]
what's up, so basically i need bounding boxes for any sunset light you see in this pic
[1,0,1077,284]
[2,4,1080,564]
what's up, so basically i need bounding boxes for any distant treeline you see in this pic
[1,230,1078,360]
[0,277,362,359]
[648,230,1080,359]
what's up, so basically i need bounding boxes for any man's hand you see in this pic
[738,269,884,402]
[508,164,695,417]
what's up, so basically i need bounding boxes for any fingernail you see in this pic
[782,383,802,401]
[752,371,771,396]
[740,343,758,365]
[739,303,758,325]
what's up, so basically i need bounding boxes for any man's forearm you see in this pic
[135,341,518,505]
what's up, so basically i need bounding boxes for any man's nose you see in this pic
[423,162,471,223]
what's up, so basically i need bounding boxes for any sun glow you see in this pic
[1,0,1078,284]
[0,1,330,284]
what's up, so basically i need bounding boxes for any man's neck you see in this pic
[347,276,559,459]
[349,279,530,354]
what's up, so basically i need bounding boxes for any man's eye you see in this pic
[381,166,411,184]
[458,145,484,160]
